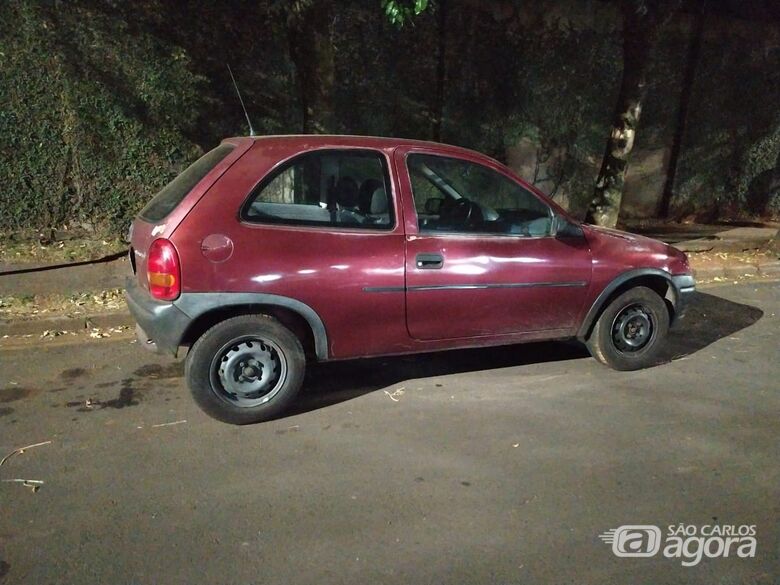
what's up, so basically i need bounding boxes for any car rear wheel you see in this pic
[185,314,305,424]
[585,286,670,371]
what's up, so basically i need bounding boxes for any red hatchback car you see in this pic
[126,135,695,424]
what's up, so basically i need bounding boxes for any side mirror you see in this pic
[424,197,444,214]
[552,214,584,239]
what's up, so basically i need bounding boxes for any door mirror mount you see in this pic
[551,214,584,239]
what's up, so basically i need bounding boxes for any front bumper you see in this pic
[125,277,192,356]
[671,273,696,321]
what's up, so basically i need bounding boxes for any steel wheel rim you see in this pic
[210,336,288,408]
[611,303,654,353]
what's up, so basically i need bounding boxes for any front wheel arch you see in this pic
[577,271,676,341]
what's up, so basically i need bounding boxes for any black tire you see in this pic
[185,314,305,424]
[585,286,670,371]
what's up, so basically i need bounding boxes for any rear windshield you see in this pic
[140,144,234,221]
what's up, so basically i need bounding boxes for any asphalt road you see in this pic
[1,281,778,584]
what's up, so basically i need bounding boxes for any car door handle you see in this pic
[416,253,444,269]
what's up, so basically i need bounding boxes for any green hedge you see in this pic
[1,0,778,238]
[0,1,203,234]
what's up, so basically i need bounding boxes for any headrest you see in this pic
[334,176,359,208]
[370,187,388,214]
[358,178,382,213]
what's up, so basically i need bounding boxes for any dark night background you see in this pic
[1,0,779,234]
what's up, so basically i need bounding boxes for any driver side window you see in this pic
[407,153,552,236]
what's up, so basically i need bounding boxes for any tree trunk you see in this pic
[431,0,447,142]
[287,0,335,134]
[586,0,669,227]
[657,0,706,218]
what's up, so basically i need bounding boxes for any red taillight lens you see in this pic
[147,238,181,301]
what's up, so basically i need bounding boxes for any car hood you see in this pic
[584,224,668,251]
[582,224,690,275]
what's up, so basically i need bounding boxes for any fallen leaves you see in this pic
[40,329,73,339]
[383,387,406,402]
[0,288,125,319]
[0,440,52,494]
[0,234,126,264]
[88,325,130,339]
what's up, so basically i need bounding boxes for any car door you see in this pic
[395,147,593,341]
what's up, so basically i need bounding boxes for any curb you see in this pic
[0,311,134,337]
[690,259,780,281]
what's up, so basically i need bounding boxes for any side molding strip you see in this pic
[408,281,587,292]
[364,281,587,293]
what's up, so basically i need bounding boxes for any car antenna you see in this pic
[227,64,255,137]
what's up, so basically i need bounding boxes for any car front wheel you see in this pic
[185,314,305,424]
[585,286,670,371]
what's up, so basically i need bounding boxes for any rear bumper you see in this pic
[124,277,191,356]
[671,273,696,321]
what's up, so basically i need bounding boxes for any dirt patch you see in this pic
[95,381,119,388]
[134,363,184,379]
[61,367,87,380]
[66,378,141,411]
[0,387,36,403]
[102,386,139,409]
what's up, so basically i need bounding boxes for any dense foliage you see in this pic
[672,17,780,218]
[0,0,778,237]
[0,1,204,234]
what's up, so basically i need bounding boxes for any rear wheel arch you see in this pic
[577,270,676,341]
[176,295,328,361]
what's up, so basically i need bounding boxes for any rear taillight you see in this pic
[147,238,181,301]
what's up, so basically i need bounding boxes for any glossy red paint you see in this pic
[131,138,253,291]
[130,135,691,360]
[393,144,593,339]
[575,224,690,322]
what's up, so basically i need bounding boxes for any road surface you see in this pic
[1,281,778,584]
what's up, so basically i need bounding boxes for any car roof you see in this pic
[221,134,572,220]
[225,134,489,159]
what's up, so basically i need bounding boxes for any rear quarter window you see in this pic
[241,149,394,230]
[140,144,235,222]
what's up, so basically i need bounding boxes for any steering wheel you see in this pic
[449,198,474,223]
